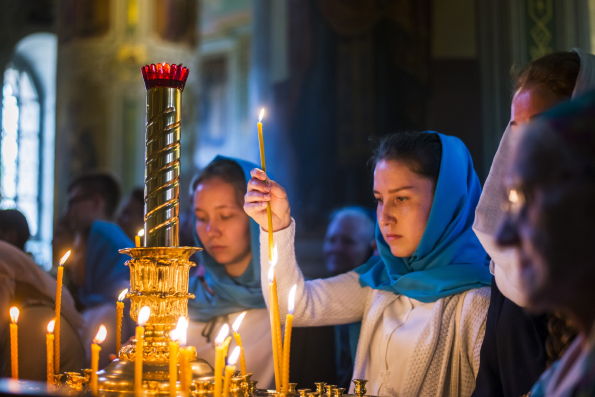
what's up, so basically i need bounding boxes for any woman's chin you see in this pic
[388,244,415,258]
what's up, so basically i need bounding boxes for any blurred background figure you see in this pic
[52,216,74,269]
[116,187,145,241]
[0,209,30,252]
[324,207,376,276]
[64,172,121,232]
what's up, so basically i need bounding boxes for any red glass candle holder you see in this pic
[141,63,189,91]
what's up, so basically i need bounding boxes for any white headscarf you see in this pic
[473,48,595,306]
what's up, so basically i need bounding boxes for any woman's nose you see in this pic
[378,204,394,225]
[496,215,521,247]
[206,220,221,237]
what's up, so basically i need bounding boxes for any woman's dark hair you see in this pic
[545,313,577,367]
[513,51,580,100]
[191,159,247,206]
[371,131,442,183]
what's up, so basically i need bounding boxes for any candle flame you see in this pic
[9,307,19,323]
[176,316,188,346]
[268,266,275,284]
[118,288,128,302]
[59,250,71,266]
[232,311,247,333]
[228,346,241,366]
[47,319,55,334]
[258,108,265,122]
[288,284,297,314]
[215,323,229,346]
[137,306,151,326]
[169,328,179,342]
[137,229,145,237]
[508,189,519,204]
[93,325,107,344]
[270,245,278,268]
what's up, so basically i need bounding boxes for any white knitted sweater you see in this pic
[260,221,490,397]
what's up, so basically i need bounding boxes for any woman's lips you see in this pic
[386,234,402,241]
[210,245,226,251]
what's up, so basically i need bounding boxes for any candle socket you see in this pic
[352,379,368,397]
[324,385,337,396]
[314,383,327,396]
[333,388,346,397]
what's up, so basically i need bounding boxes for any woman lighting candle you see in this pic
[281,285,296,393]
[116,288,128,354]
[215,324,230,397]
[91,325,107,396]
[223,347,241,397]
[9,307,18,379]
[55,250,71,374]
[46,319,55,384]
[135,306,150,396]
[231,311,247,375]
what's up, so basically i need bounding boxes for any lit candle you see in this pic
[282,285,297,392]
[223,347,241,397]
[268,258,283,392]
[46,319,55,384]
[55,250,70,374]
[176,317,190,396]
[91,325,107,396]
[169,327,179,397]
[135,306,150,396]
[214,324,230,397]
[116,288,128,355]
[9,307,18,379]
[232,312,248,375]
[257,109,275,258]
[135,229,144,248]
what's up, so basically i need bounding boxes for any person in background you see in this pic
[472,49,595,397]
[495,91,595,396]
[116,187,145,241]
[64,171,121,232]
[0,241,86,379]
[69,221,134,369]
[0,209,30,252]
[324,207,375,277]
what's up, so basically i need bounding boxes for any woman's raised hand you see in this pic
[244,168,291,232]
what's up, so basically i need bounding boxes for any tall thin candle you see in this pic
[116,289,128,355]
[176,317,190,396]
[282,285,297,392]
[214,324,229,397]
[135,306,150,396]
[91,325,107,396]
[9,307,18,379]
[232,312,248,375]
[268,267,282,392]
[55,250,70,374]
[257,109,274,259]
[223,347,241,397]
[46,320,55,384]
[169,327,179,397]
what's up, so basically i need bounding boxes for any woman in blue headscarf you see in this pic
[70,221,134,368]
[187,156,274,388]
[245,131,492,397]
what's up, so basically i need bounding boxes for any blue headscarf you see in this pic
[80,221,133,308]
[188,156,266,322]
[355,132,491,302]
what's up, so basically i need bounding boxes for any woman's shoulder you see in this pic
[462,286,491,309]
[459,287,491,333]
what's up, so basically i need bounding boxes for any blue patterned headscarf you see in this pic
[356,132,492,302]
[188,156,266,322]
[80,221,132,308]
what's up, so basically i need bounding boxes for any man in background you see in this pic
[116,187,144,240]
[0,209,30,252]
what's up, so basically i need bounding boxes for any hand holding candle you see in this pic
[215,324,230,397]
[91,325,107,396]
[282,285,297,393]
[116,289,128,355]
[46,320,55,384]
[232,311,248,375]
[135,306,150,396]
[223,347,241,397]
[55,250,70,374]
[9,307,18,379]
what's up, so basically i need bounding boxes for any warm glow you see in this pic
[59,250,71,266]
[258,108,265,122]
[137,306,151,326]
[215,324,229,346]
[176,316,189,346]
[228,346,241,366]
[47,319,55,334]
[232,312,247,333]
[288,284,297,315]
[9,307,18,323]
[509,189,519,204]
[268,267,275,284]
[270,245,278,267]
[118,288,128,302]
[137,229,145,237]
[93,325,107,344]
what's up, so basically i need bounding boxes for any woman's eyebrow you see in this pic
[388,186,413,193]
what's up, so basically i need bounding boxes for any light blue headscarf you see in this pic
[188,156,266,322]
[80,221,133,308]
[355,132,491,302]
